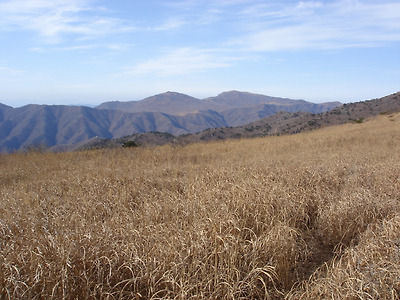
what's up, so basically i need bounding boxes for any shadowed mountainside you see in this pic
[0,105,228,152]
[0,91,340,152]
[0,103,12,110]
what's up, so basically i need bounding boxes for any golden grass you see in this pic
[1,113,400,299]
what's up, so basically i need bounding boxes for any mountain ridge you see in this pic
[96,90,340,115]
[75,91,400,150]
[0,91,343,152]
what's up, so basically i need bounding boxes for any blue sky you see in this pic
[0,0,399,107]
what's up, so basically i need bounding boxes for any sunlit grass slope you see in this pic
[1,113,400,299]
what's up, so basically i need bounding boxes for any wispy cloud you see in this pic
[235,0,400,51]
[106,1,400,78]
[153,18,187,31]
[0,66,26,77]
[117,48,239,76]
[166,0,256,9]
[296,1,323,10]
[29,43,133,53]
[163,0,256,27]
[163,0,400,53]
[0,0,135,43]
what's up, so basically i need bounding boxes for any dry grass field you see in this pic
[1,113,400,299]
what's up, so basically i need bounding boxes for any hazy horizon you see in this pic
[2,89,348,109]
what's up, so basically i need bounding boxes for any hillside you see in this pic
[0,103,12,110]
[77,91,400,149]
[1,112,400,299]
[0,105,229,152]
[204,90,313,107]
[0,91,339,152]
[182,91,400,142]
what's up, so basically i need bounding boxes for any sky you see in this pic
[0,0,399,107]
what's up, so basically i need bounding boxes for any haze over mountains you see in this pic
[0,90,342,152]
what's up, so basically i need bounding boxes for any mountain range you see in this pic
[1,90,342,152]
[75,91,400,150]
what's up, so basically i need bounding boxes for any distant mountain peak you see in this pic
[218,90,254,96]
[160,91,188,96]
[147,91,197,100]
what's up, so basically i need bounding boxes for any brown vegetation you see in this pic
[1,112,400,299]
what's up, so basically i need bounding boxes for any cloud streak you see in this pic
[158,1,400,54]
[235,0,400,51]
[0,0,135,43]
[2,0,398,52]
[117,48,239,76]
[0,66,26,77]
